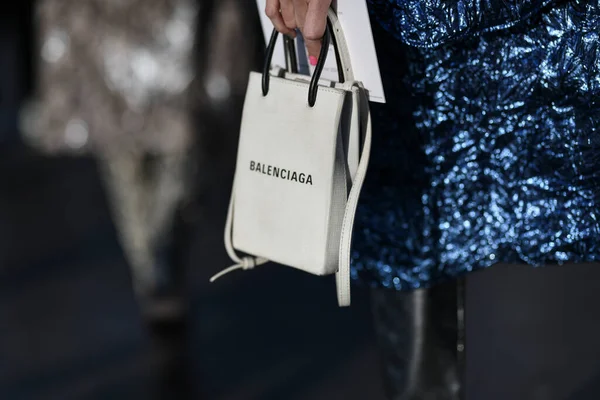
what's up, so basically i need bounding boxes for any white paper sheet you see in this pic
[255,0,386,103]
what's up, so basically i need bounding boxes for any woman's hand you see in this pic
[265,0,332,65]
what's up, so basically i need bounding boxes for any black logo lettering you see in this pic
[248,160,313,185]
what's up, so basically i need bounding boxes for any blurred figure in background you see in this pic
[21,0,262,324]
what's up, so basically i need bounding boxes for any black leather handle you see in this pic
[262,13,347,107]
[284,35,298,74]
[261,28,280,98]
[307,28,331,107]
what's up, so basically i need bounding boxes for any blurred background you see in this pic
[3,1,600,400]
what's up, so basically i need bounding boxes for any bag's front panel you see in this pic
[232,72,347,275]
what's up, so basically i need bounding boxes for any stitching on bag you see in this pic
[271,77,346,95]
[330,11,354,81]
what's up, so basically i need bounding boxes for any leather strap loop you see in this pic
[210,189,269,283]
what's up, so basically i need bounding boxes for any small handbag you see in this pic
[210,8,372,307]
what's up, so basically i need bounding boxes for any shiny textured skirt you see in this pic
[352,0,600,290]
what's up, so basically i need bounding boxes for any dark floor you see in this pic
[0,146,386,400]
[3,145,600,400]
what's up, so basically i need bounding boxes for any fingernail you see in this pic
[309,56,317,66]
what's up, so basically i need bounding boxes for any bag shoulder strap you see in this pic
[335,83,371,306]
[209,192,269,282]
[327,8,355,82]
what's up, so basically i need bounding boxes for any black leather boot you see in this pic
[371,279,465,400]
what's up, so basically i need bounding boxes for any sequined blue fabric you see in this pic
[352,0,600,290]
[365,0,558,48]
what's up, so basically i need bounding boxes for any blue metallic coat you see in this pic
[352,0,600,290]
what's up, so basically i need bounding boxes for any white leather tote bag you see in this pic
[210,8,372,307]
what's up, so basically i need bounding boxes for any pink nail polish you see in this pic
[309,56,317,66]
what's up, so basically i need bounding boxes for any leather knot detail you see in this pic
[241,257,256,270]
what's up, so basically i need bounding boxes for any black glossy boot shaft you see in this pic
[371,280,464,400]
